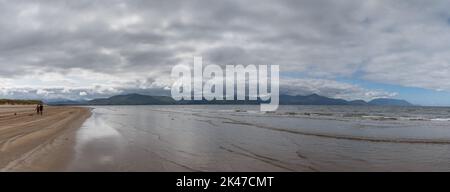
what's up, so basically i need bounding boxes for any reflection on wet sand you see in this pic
[68,105,450,171]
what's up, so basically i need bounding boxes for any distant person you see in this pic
[39,104,43,115]
[36,104,40,115]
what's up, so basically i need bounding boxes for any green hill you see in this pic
[0,99,42,105]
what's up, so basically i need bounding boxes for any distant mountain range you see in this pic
[88,94,177,105]
[46,93,414,106]
[280,94,413,106]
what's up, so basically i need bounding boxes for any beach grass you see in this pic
[0,99,42,105]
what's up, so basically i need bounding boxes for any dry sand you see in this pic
[0,105,91,171]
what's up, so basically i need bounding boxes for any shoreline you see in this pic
[0,105,91,171]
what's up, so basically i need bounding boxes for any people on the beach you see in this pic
[36,104,44,115]
[36,104,40,115]
[39,104,43,115]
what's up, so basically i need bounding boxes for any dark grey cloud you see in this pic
[0,0,449,100]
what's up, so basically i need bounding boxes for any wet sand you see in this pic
[3,104,450,171]
[0,105,91,171]
[68,105,450,172]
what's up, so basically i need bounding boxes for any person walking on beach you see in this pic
[36,104,40,115]
[39,104,43,115]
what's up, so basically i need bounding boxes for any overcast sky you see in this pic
[1,0,450,105]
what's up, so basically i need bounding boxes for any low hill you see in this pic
[0,99,42,105]
[348,100,369,105]
[88,93,176,105]
[368,98,413,106]
[280,94,349,105]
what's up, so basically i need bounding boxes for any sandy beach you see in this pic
[0,105,91,171]
[2,104,450,171]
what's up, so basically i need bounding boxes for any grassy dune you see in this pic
[0,99,42,105]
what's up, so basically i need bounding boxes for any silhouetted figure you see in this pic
[39,104,43,115]
[36,104,40,115]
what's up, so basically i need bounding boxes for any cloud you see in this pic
[0,0,449,102]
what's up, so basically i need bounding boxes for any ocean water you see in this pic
[67,105,450,171]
